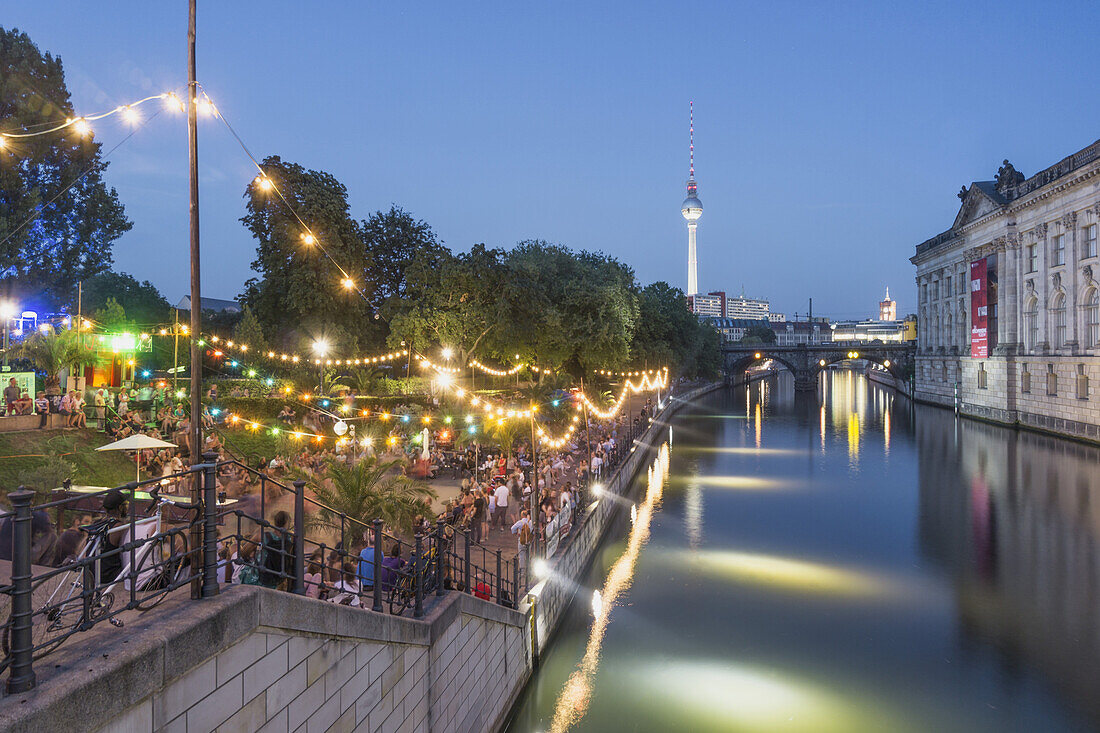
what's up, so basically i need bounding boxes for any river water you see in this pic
[506,371,1100,732]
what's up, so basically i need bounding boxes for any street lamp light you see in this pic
[441,346,453,361]
[312,339,329,394]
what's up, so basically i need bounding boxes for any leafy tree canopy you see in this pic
[240,156,380,352]
[81,271,169,326]
[0,27,132,310]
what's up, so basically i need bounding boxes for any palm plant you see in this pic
[298,456,435,543]
[352,366,383,395]
[17,329,93,390]
[488,418,526,460]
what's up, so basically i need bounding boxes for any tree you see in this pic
[630,282,697,369]
[95,297,127,330]
[232,304,267,352]
[239,156,380,351]
[81,271,169,326]
[746,324,777,344]
[385,244,505,363]
[17,327,94,390]
[494,241,639,378]
[488,418,526,461]
[361,206,446,304]
[0,27,132,309]
[297,456,435,542]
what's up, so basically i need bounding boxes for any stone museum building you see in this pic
[912,139,1100,441]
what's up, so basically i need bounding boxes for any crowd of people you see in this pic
[2,366,663,620]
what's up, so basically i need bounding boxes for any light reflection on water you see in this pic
[507,371,1100,732]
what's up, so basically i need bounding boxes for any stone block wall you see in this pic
[92,592,529,733]
[915,354,1100,442]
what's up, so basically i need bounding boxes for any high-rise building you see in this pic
[688,291,725,318]
[681,102,702,296]
[726,294,770,320]
[879,287,897,321]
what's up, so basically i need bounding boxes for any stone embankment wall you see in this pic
[3,383,720,733]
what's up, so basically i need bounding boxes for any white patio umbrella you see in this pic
[96,434,178,481]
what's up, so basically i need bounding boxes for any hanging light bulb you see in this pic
[123,106,140,124]
[72,118,91,137]
[301,233,317,245]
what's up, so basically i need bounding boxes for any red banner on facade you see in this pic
[970,259,988,358]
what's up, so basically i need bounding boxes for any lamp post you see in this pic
[0,302,16,368]
[312,339,329,395]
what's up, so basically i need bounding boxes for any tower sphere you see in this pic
[681,194,703,221]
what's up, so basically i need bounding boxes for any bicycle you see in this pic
[2,488,191,660]
[387,547,438,616]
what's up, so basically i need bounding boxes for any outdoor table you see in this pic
[50,485,239,530]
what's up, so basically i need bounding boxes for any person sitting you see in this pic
[379,544,406,593]
[14,392,33,415]
[329,561,361,606]
[277,405,296,424]
[35,392,50,429]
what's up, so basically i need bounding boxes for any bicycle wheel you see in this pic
[388,575,413,616]
[1,568,113,660]
[134,530,190,610]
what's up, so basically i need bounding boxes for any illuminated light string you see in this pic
[594,368,665,378]
[192,85,379,309]
[203,333,408,367]
[576,368,669,420]
[221,410,479,446]
[0,92,185,143]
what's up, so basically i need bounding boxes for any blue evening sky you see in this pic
[8,1,1100,320]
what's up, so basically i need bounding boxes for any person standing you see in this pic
[494,481,510,529]
[3,377,19,416]
[471,488,486,544]
[94,388,106,428]
[511,509,533,583]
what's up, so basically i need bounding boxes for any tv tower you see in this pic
[681,102,703,296]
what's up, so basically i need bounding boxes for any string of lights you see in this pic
[574,368,669,420]
[0,92,181,142]
[594,368,665,378]
[193,85,379,311]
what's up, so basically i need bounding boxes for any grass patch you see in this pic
[0,429,139,502]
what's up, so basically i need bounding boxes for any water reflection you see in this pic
[917,406,1100,723]
[509,371,1098,732]
[546,444,671,733]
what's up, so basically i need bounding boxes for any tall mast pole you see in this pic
[186,0,203,599]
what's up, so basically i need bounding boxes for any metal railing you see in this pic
[0,454,513,693]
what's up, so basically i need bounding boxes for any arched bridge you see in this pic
[721,342,916,391]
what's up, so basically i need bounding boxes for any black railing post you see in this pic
[463,527,471,592]
[292,479,306,595]
[414,533,424,618]
[435,519,445,597]
[372,519,383,612]
[6,488,37,693]
[513,556,520,597]
[201,453,220,597]
[495,549,503,605]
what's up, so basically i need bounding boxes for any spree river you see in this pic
[507,371,1100,732]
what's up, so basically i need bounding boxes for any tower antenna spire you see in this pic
[689,101,695,179]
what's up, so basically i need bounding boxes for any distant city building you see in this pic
[681,103,702,296]
[879,287,897,321]
[773,320,826,346]
[830,319,911,342]
[726,295,771,320]
[704,317,770,344]
[911,140,1100,443]
[768,312,786,323]
[687,291,725,318]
